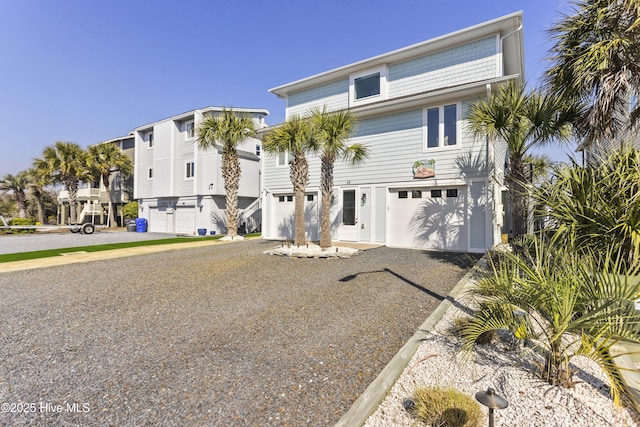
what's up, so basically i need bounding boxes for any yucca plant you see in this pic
[462,233,640,405]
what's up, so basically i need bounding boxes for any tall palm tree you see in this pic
[546,0,640,143]
[25,167,52,224]
[196,108,257,238]
[34,141,92,224]
[466,81,578,238]
[263,115,318,246]
[0,171,29,218]
[310,107,368,248]
[88,142,133,227]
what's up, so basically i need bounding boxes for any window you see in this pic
[278,196,285,202]
[411,190,422,199]
[277,151,288,167]
[446,189,458,198]
[350,65,387,105]
[424,104,458,150]
[256,144,261,156]
[287,195,293,202]
[147,132,154,149]
[185,121,195,139]
[431,189,441,198]
[355,73,380,100]
[398,191,408,199]
[147,167,153,180]
[343,190,356,225]
[307,194,314,201]
[185,161,195,179]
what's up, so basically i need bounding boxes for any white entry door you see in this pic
[341,189,358,241]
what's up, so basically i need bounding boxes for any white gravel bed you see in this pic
[364,280,640,427]
[263,243,360,258]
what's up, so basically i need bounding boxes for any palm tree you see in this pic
[310,107,368,248]
[263,115,318,246]
[25,167,52,224]
[535,148,640,264]
[466,81,578,238]
[34,141,92,224]
[462,234,640,405]
[546,0,640,144]
[196,108,257,238]
[88,142,133,227]
[0,172,29,218]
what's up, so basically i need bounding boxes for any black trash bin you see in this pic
[135,218,148,233]
[126,219,137,232]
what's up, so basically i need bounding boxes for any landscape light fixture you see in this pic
[475,387,508,427]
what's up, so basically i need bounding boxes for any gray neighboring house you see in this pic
[260,12,524,253]
[133,107,269,235]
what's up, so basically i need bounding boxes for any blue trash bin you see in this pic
[135,218,148,232]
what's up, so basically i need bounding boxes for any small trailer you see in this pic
[0,203,109,234]
[0,216,101,234]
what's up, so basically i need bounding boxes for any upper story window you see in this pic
[147,167,153,180]
[424,103,459,151]
[185,161,195,179]
[355,73,380,99]
[185,120,195,139]
[147,131,154,149]
[349,65,387,106]
[277,151,289,167]
[256,144,261,156]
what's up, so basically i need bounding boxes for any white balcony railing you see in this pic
[57,188,100,203]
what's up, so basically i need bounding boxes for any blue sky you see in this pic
[0,0,572,176]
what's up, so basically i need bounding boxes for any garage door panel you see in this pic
[149,207,166,233]
[271,193,318,241]
[175,206,195,234]
[388,188,466,251]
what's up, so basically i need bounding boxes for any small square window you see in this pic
[287,195,293,202]
[278,196,285,202]
[355,73,380,100]
[446,189,458,198]
[307,194,314,201]
[411,190,422,199]
[431,189,442,198]
[398,191,408,199]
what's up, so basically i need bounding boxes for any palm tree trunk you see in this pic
[290,153,308,246]
[508,155,529,238]
[67,182,79,224]
[223,150,240,237]
[36,199,44,224]
[320,158,334,248]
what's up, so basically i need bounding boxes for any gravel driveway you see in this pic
[0,239,479,426]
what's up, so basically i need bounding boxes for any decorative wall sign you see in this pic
[413,159,436,179]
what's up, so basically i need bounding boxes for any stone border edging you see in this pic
[335,256,485,427]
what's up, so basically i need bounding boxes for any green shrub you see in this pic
[409,387,483,427]
[122,201,138,219]
[9,217,36,233]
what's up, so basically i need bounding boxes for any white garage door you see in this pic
[271,193,318,241]
[175,206,196,234]
[149,207,167,233]
[387,187,466,251]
